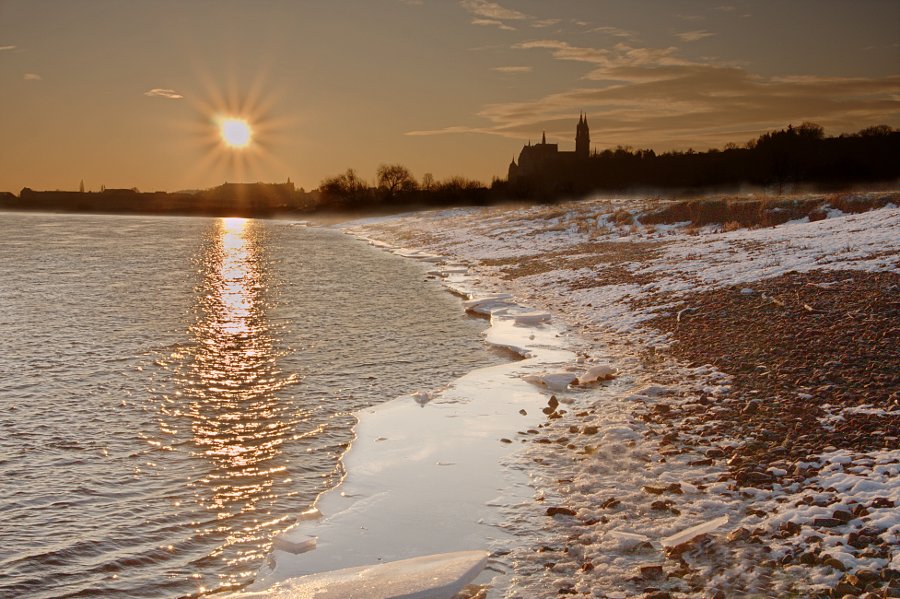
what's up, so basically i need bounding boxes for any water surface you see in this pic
[0,213,503,597]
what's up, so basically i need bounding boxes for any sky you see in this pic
[1,0,898,193]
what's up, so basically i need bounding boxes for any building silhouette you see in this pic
[508,114,591,184]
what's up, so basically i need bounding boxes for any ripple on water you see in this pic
[0,213,504,598]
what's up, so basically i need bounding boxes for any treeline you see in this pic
[503,123,900,198]
[316,165,491,211]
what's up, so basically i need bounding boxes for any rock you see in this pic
[546,507,577,517]
[726,527,750,543]
[500,438,512,444]
[832,509,854,523]
[638,564,664,578]
[582,425,599,435]
[548,395,559,409]
[813,518,843,528]
[848,532,875,549]
[833,580,860,596]
[705,447,725,458]
[600,497,620,509]
[799,551,818,565]
[779,521,801,536]
[823,556,847,571]
[871,497,894,508]
[855,569,879,585]
[581,562,594,572]
[741,400,761,414]
[519,409,527,416]
[736,470,773,486]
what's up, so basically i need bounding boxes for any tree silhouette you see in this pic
[376,163,418,202]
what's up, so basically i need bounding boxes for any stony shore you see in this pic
[347,191,899,598]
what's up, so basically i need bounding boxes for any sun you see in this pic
[217,116,252,149]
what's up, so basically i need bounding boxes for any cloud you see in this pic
[472,18,516,31]
[514,40,609,65]
[492,66,533,73]
[532,18,561,28]
[460,0,528,21]
[591,26,635,39]
[0,45,16,51]
[677,30,716,42]
[407,40,900,151]
[23,73,41,81]
[144,88,184,100]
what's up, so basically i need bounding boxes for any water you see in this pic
[0,212,504,598]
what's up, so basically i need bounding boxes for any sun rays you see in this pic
[178,67,297,186]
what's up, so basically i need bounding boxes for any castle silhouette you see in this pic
[508,114,591,183]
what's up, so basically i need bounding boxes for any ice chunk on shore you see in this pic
[523,371,578,391]
[272,534,317,555]
[608,530,650,551]
[236,550,489,599]
[660,515,729,549]
[576,364,617,384]
[462,293,515,316]
[513,310,551,326]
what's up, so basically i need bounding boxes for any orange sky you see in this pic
[1,0,898,193]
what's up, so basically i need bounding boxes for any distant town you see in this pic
[2,117,898,217]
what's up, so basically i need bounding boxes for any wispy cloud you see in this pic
[532,18,561,29]
[591,26,635,39]
[677,30,716,42]
[0,45,16,51]
[407,40,900,151]
[472,18,516,31]
[460,0,528,21]
[514,40,609,65]
[144,88,184,100]
[492,66,533,73]
[23,73,41,81]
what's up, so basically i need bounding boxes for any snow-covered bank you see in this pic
[334,191,899,598]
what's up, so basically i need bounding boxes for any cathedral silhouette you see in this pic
[508,114,591,183]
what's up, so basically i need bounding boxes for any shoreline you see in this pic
[240,230,599,597]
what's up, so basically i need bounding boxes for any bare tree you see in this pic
[319,168,372,208]
[376,164,418,201]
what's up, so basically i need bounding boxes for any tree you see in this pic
[376,163,418,202]
[319,168,372,209]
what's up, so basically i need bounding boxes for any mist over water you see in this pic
[0,213,503,598]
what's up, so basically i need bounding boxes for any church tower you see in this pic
[576,113,590,158]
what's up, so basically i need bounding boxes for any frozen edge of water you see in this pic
[237,228,582,596]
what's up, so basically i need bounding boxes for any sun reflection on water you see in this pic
[175,217,301,591]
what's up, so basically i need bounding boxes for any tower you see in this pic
[576,113,590,158]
